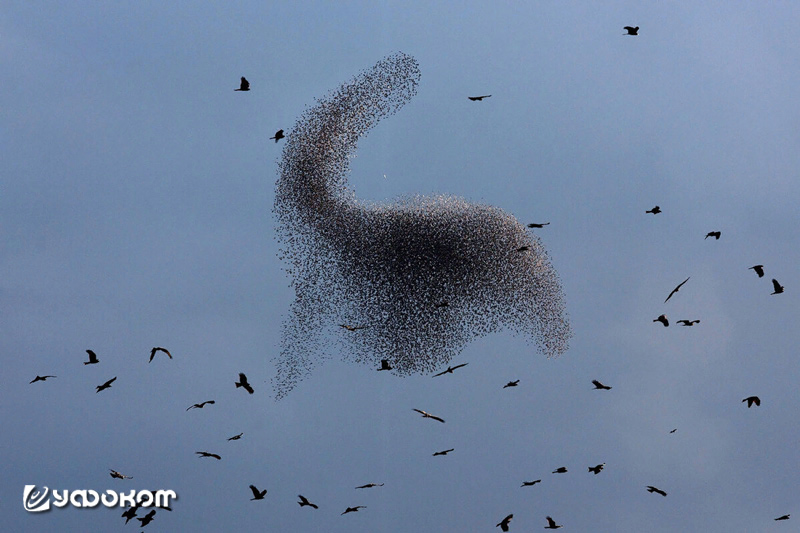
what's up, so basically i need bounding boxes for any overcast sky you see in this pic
[3,2,799,531]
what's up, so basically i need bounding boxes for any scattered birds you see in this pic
[742,396,761,408]
[235,76,250,91]
[109,469,133,480]
[29,375,56,384]
[645,205,661,214]
[749,265,765,278]
[624,26,639,35]
[341,506,366,515]
[196,451,222,460]
[521,480,541,487]
[468,95,491,101]
[503,380,519,388]
[355,483,384,489]
[527,222,550,228]
[432,363,468,377]
[96,376,117,393]
[775,514,790,521]
[84,349,99,365]
[677,319,700,326]
[545,516,563,529]
[137,509,156,527]
[704,231,721,240]
[588,463,605,475]
[149,347,172,362]
[552,467,568,474]
[664,277,690,303]
[297,494,318,509]
[235,373,254,394]
[187,400,215,411]
[496,513,513,531]
[591,379,612,390]
[433,448,454,456]
[227,432,243,441]
[771,279,784,295]
[270,129,285,143]
[339,324,368,331]
[377,359,392,371]
[413,408,445,423]
[249,485,267,500]
[653,314,669,327]
[646,486,667,497]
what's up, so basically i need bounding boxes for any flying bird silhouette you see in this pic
[355,483,384,489]
[527,222,550,228]
[645,205,660,214]
[704,231,721,240]
[149,347,172,362]
[664,277,690,303]
[653,314,669,327]
[109,469,133,480]
[669,428,677,434]
[433,448,454,456]
[591,380,611,390]
[521,479,541,487]
[503,380,519,388]
[552,467,567,474]
[413,408,445,423]
[545,516,563,529]
[377,359,392,371]
[588,463,605,474]
[749,265,764,278]
[646,485,667,496]
[186,400,215,411]
[742,396,760,408]
[249,485,267,500]
[624,26,639,35]
[227,432,243,441]
[196,451,221,460]
[29,375,56,384]
[677,319,700,326]
[775,514,790,521]
[468,95,491,101]
[121,505,138,524]
[96,376,117,393]
[297,494,318,508]
[270,129,285,142]
[433,363,468,377]
[235,373,254,394]
[771,279,784,295]
[496,514,513,532]
[235,77,249,91]
[137,509,156,527]
[341,506,366,515]
[84,349,99,365]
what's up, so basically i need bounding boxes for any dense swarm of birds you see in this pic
[272,52,571,399]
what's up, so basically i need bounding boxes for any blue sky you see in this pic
[3,2,799,531]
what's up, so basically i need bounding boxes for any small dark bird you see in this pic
[664,277,690,303]
[527,222,550,228]
[249,485,267,500]
[433,448,454,456]
[677,319,700,326]
[521,480,541,487]
[645,205,661,214]
[297,494,318,509]
[749,265,765,278]
[588,463,605,475]
[646,486,667,497]
[341,506,366,515]
[355,483,384,489]
[340,324,368,331]
[775,514,790,521]
[516,246,530,252]
[503,380,519,388]
[552,467,567,474]
[624,26,639,35]
[84,349,99,365]
[592,380,612,390]
[235,372,254,394]
[433,363,468,377]
[496,514,513,532]
[29,375,56,384]
[109,469,133,480]
[742,396,760,408]
[187,400,215,411]
[196,451,222,460]
[705,231,721,240]
[149,347,172,362]
[137,509,156,527]
[670,428,677,433]
[270,129,284,143]
[653,314,669,327]
[121,505,138,524]
[434,301,450,308]
[377,359,392,371]
[235,77,250,91]
[771,279,784,295]
[96,376,117,393]
[468,95,491,101]
[227,432,243,441]
[413,408,445,423]
[545,516,563,529]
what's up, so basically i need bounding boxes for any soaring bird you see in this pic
[413,408,445,423]
[339,324,368,331]
[591,380,611,390]
[503,380,519,388]
[468,95,491,101]
[705,231,721,240]
[137,509,156,527]
[433,448,454,456]
[433,363,468,377]
[645,205,661,214]
[646,486,667,496]
[297,494,318,508]
[149,347,172,362]
[377,359,392,371]
[624,26,639,35]
[249,485,267,500]
[84,349,99,365]
[355,483,384,489]
[227,432,243,441]
[235,373,254,394]
[742,396,760,408]
[669,428,677,434]
[270,129,285,143]
[235,77,250,91]
[653,314,669,327]
[545,516,563,529]
[677,319,700,326]
[775,514,790,521]
[521,479,541,487]
[109,469,133,480]
[29,375,56,384]
[588,463,605,475]
[664,277,690,303]
[749,265,765,278]
[527,222,550,228]
[196,451,222,460]
[121,505,138,524]
[496,514,513,532]
[341,506,366,515]
[552,467,567,474]
[186,400,215,411]
[96,376,117,393]
[771,279,784,295]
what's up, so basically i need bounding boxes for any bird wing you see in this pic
[772,279,782,292]
[249,485,261,497]
[432,369,447,377]
[546,516,557,527]
[149,348,156,362]
[453,363,468,370]
[413,409,427,416]
[243,383,254,394]
[430,414,445,423]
